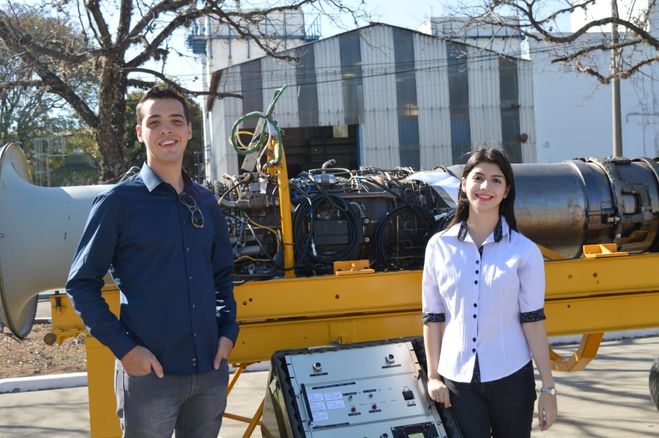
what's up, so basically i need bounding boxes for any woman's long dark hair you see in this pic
[448,148,518,231]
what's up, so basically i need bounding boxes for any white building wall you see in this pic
[205,24,539,176]
[209,38,266,73]
[314,39,344,126]
[414,34,452,167]
[261,57,299,127]
[467,46,502,150]
[206,10,309,72]
[531,39,658,162]
[210,67,244,178]
[359,26,399,168]
[425,16,523,57]
[570,0,650,32]
[518,60,537,162]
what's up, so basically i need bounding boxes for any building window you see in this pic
[447,42,471,164]
[394,28,420,169]
[240,59,263,131]
[499,57,522,163]
[339,31,363,124]
[295,46,319,127]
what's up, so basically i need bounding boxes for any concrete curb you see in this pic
[0,372,88,394]
[3,329,656,395]
[0,362,271,394]
[549,328,659,345]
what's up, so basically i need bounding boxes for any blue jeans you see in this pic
[114,359,229,438]
[444,361,536,438]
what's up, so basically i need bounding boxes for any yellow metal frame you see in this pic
[224,363,264,437]
[48,153,659,436]
[264,139,295,276]
[50,250,659,436]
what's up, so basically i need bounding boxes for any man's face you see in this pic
[136,98,192,168]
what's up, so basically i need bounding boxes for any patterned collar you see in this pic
[456,217,505,243]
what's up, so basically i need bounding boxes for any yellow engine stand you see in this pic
[50,249,659,437]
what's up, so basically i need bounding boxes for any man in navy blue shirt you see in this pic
[66,86,238,438]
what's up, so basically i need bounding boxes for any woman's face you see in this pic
[461,161,509,215]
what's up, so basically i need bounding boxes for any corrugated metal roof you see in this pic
[207,23,529,75]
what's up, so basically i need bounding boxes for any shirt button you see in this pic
[189,275,192,280]
[475,270,479,274]
[476,260,479,265]
[473,314,477,319]
[192,304,196,309]
[474,280,478,285]
[473,303,477,308]
[472,348,476,353]
[472,337,477,342]
[193,333,197,337]
[186,247,190,252]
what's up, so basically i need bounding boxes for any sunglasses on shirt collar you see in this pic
[178,192,204,228]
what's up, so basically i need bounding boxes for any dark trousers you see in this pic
[444,361,536,438]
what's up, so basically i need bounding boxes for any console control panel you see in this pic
[284,341,448,437]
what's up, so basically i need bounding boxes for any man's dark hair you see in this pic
[449,147,518,231]
[136,86,191,125]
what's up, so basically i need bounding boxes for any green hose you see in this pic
[229,85,287,166]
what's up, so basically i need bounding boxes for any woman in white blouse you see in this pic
[422,148,557,437]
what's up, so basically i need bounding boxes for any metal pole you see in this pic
[611,0,623,157]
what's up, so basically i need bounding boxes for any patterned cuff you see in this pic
[423,313,446,324]
[520,308,546,323]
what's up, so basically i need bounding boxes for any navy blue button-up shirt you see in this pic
[66,163,238,375]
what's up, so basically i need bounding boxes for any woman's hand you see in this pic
[537,392,557,430]
[427,376,451,408]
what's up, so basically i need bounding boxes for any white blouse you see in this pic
[422,218,546,383]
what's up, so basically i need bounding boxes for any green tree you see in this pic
[0,1,365,181]
[0,11,91,146]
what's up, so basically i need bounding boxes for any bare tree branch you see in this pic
[551,38,644,63]
[125,67,242,99]
[0,79,44,88]
[126,0,193,43]
[127,0,315,68]
[86,0,113,48]
[456,0,657,82]
[127,5,209,67]
[116,0,134,42]
[618,55,659,80]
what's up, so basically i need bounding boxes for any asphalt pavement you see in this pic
[1,336,658,437]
